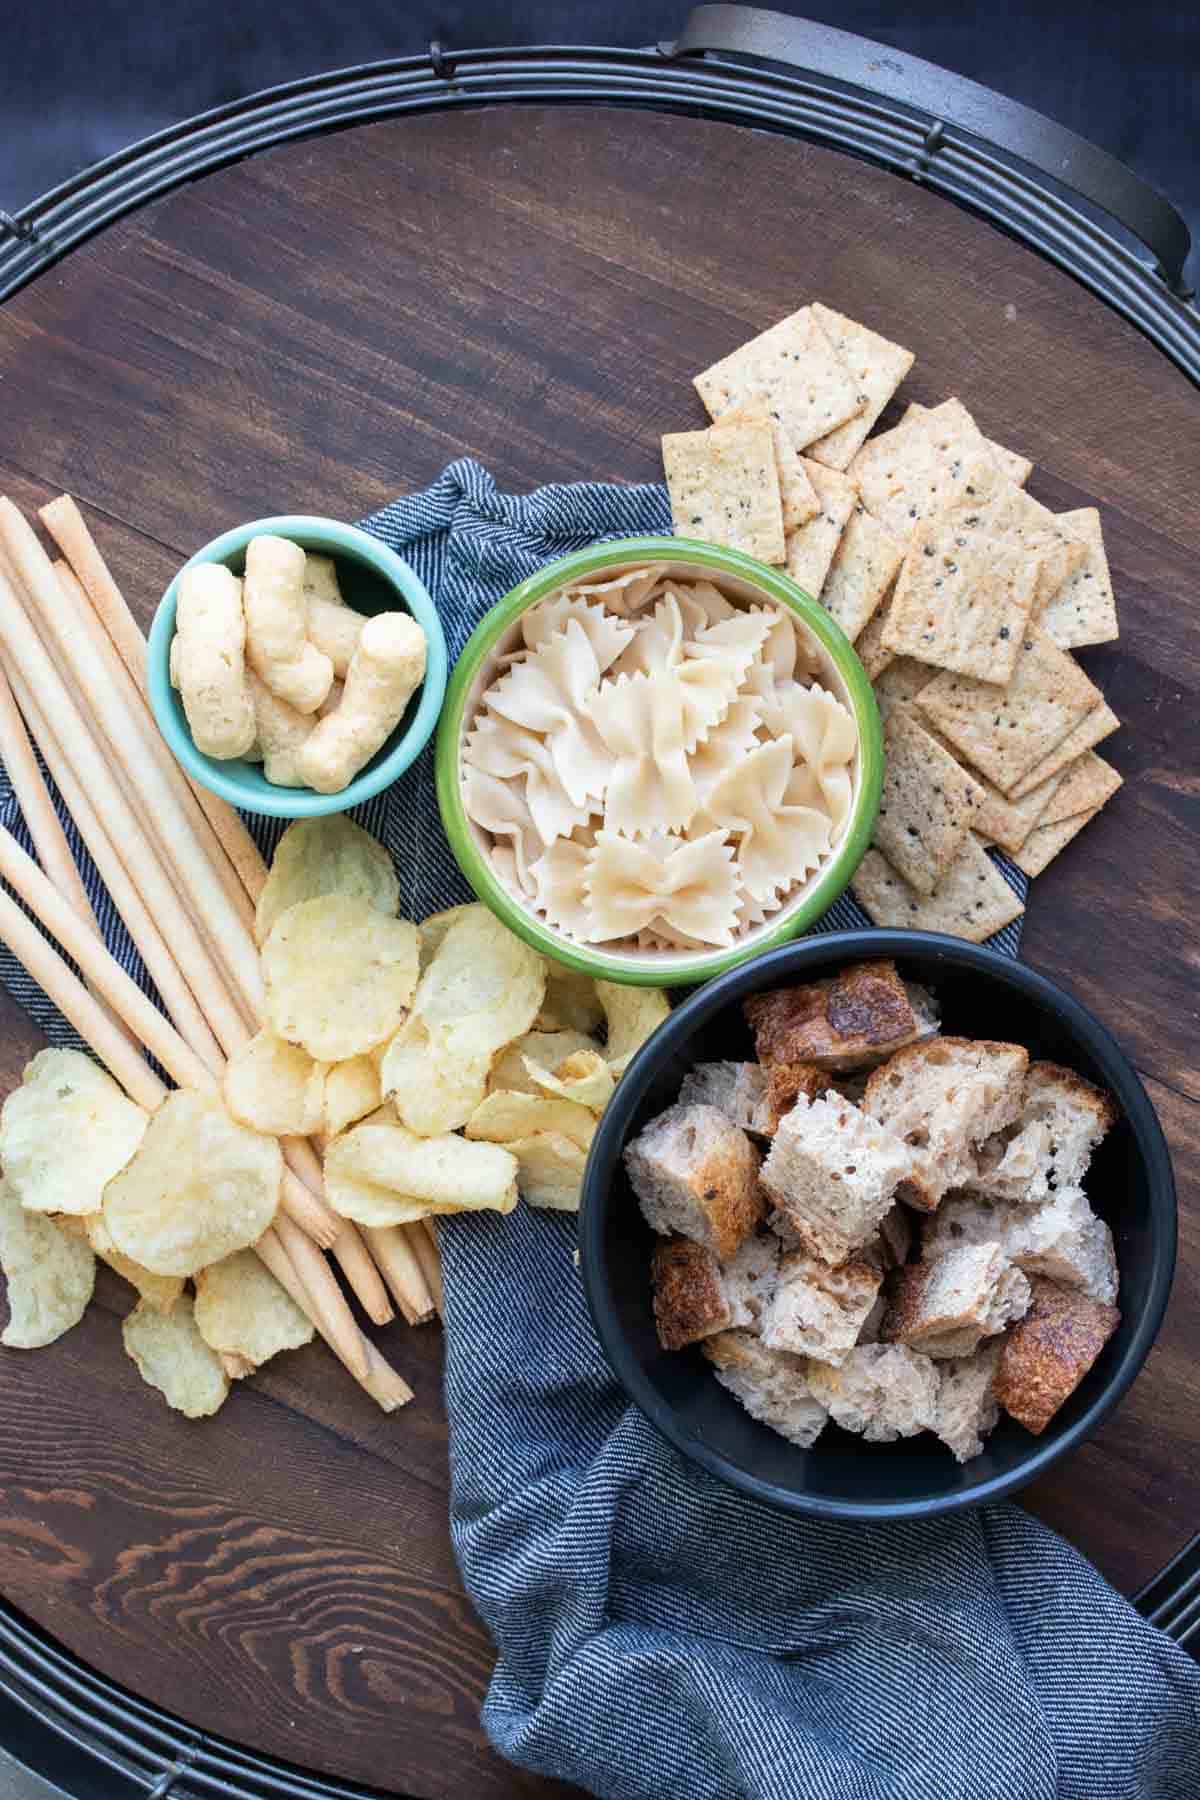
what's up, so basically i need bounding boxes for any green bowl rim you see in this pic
[147,514,449,819]
[435,535,883,985]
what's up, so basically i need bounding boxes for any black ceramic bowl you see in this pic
[580,931,1176,1520]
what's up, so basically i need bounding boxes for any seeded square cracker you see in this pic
[820,503,906,642]
[852,837,1025,943]
[1008,701,1120,799]
[916,628,1103,794]
[805,305,915,472]
[713,405,821,529]
[972,768,1065,855]
[903,401,1033,488]
[784,459,858,597]
[694,306,864,455]
[1036,508,1119,648]
[873,708,986,893]
[935,460,1085,609]
[1014,808,1101,878]
[851,417,994,543]
[882,519,1038,682]
[872,657,934,720]
[1037,751,1122,825]
[854,584,897,681]
[662,423,786,563]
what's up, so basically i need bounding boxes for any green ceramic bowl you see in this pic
[148,516,447,819]
[436,536,882,986]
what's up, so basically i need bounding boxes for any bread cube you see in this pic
[651,1238,738,1351]
[933,1342,1002,1464]
[994,1277,1120,1434]
[744,959,939,1072]
[882,1242,1031,1357]
[703,1330,829,1448]
[678,1060,825,1137]
[923,1188,1118,1306]
[863,1037,1028,1210]
[625,1102,763,1260]
[759,1094,914,1265]
[805,1344,939,1442]
[968,1060,1116,1204]
[759,1249,882,1366]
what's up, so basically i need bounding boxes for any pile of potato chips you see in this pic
[0,815,670,1415]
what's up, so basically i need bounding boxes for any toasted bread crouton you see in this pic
[759,1094,914,1265]
[968,1060,1117,1204]
[934,1343,1002,1463]
[923,1188,1118,1306]
[994,1278,1120,1434]
[744,960,939,1072]
[625,1103,763,1260]
[678,1060,826,1137]
[651,1238,735,1350]
[759,1249,882,1365]
[703,1330,828,1448]
[806,1344,939,1441]
[883,1242,1031,1356]
[722,1230,783,1325]
[863,1037,1028,1210]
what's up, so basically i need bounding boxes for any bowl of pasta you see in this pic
[435,536,883,985]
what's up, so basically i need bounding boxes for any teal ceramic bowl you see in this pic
[436,536,883,986]
[148,516,447,818]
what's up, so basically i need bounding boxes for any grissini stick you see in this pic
[411,1220,445,1320]
[363,1225,435,1325]
[5,665,225,1078]
[281,1133,394,1326]
[0,499,263,1011]
[39,494,268,905]
[273,1215,370,1382]
[258,1225,412,1408]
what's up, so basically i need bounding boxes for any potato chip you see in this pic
[318,1171,442,1229]
[380,1012,491,1136]
[489,1031,601,1096]
[262,896,419,1061]
[535,963,605,1035]
[122,1297,229,1417]
[465,1090,597,1153]
[254,815,400,945]
[595,982,671,1075]
[194,1249,315,1368]
[80,1212,184,1313]
[505,1133,589,1211]
[323,1054,383,1138]
[413,907,546,1064]
[0,1175,94,1347]
[0,1048,148,1217]
[223,1030,327,1136]
[325,1120,518,1219]
[418,903,479,970]
[526,1048,614,1114]
[103,1092,282,1277]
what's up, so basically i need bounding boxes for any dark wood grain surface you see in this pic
[0,105,1197,1797]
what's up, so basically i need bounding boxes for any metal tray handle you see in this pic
[665,5,1193,296]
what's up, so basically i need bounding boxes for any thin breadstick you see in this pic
[53,559,257,941]
[281,1133,393,1325]
[411,1219,445,1320]
[361,1340,414,1411]
[274,1214,370,1381]
[39,496,268,904]
[364,1226,435,1325]
[0,499,263,1012]
[255,1224,399,1398]
[5,667,225,1077]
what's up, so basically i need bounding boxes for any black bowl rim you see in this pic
[580,929,1178,1521]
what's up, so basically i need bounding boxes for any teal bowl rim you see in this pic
[435,535,883,986]
[148,515,448,819]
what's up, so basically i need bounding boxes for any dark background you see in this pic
[2,0,1198,267]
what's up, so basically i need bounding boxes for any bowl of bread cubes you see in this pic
[435,537,883,986]
[580,931,1175,1519]
[149,516,448,817]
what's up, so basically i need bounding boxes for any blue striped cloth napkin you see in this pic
[1,461,1194,1799]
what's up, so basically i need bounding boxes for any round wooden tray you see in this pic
[0,102,1197,1800]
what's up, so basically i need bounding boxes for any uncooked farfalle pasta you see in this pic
[461,567,859,950]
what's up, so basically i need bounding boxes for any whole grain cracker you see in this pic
[916,628,1102,793]
[852,836,1025,943]
[1008,701,1119,799]
[662,423,785,564]
[784,458,858,596]
[805,305,915,471]
[882,521,1038,682]
[851,419,994,543]
[854,583,897,680]
[871,657,934,720]
[1014,807,1101,877]
[903,401,1033,488]
[971,768,1065,855]
[1037,751,1122,826]
[934,458,1085,609]
[820,503,906,641]
[873,708,986,893]
[1036,508,1119,648]
[693,306,864,455]
[713,404,820,529]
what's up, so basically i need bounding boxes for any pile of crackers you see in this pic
[660,302,1122,943]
